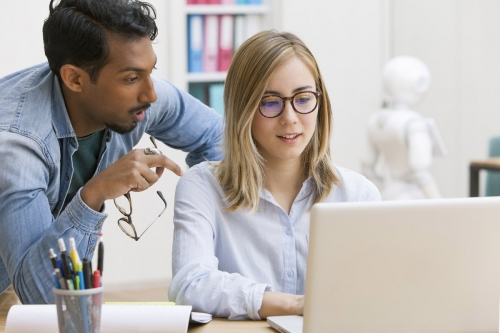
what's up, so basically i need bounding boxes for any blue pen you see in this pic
[52,271,60,289]
[56,259,64,276]
[54,268,66,290]
[78,270,85,290]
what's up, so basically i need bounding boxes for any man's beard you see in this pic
[107,122,138,134]
[107,103,151,134]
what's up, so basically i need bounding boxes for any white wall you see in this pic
[391,0,500,198]
[2,0,499,288]
[277,0,386,172]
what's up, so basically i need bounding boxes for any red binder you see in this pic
[203,15,219,72]
[218,15,234,71]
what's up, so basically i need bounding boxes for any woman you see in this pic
[168,31,381,320]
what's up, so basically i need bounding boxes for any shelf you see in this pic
[186,4,268,15]
[187,72,227,83]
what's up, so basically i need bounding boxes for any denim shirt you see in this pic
[0,63,223,303]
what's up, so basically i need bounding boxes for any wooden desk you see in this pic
[469,158,500,196]
[189,319,274,332]
[0,311,274,333]
[0,311,5,332]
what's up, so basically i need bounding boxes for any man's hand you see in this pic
[81,148,183,211]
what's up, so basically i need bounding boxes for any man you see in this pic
[0,0,223,304]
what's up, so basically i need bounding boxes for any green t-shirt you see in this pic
[66,130,105,204]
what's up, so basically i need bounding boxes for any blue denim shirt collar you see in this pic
[50,77,76,139]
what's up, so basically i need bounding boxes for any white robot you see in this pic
[362,56,447,200]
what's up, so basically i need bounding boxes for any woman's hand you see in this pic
[258,291,304,319]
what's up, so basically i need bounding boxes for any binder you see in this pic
[205,0,221,3]
[220,0,235,3]
[203,15,219,73]
[209,83,225,116]
[189,83,208,105]
[218,15,234,71]
[233,14,245,53]
[187,15,203,73]
[236,0,247,4]
[247,0,262,3]
[187,0,199,4]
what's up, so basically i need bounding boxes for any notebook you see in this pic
[4,304,211,332]
[268,196,500,333]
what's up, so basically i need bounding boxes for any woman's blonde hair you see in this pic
[216,30,339,212]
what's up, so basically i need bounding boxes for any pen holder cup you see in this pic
[53,286,104,333]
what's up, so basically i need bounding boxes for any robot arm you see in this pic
[407,120,441,198]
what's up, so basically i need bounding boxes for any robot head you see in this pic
[382,56,431,109]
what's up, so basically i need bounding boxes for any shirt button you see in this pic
[95,219,104,230]
[286,229,292,236]
[287,270,294,277]
[89,247,95,253]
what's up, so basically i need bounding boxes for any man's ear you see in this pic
[60,65,87,92]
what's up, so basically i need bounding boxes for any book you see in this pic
[189,83,209,104]
[4,304,212,333]
[187,15,204,73]
[105,302,213,324]
[218,15,234,71]
[203,15,219,73]
[209,83,225,116]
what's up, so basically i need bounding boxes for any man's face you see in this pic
[79,34,158,134]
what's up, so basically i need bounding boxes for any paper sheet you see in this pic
[5,304,192,333]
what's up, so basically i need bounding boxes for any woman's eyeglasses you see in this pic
[114,190,167,241]
[258,91,322,118]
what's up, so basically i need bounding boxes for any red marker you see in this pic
[93,269,101,288]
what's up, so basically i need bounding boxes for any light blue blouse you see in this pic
[168,162,381,320]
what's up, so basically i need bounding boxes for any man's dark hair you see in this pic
[43,0,158,83]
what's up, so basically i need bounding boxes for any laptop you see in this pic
[268,196,500,333]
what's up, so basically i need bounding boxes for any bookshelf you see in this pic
[185,5,268,15]
[165,1,276,115]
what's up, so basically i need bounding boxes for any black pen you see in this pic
[82,258,92,290]
[97,233,104,277]
[49,248,58,270]
[58,238,68,278]
[58,238,67,258]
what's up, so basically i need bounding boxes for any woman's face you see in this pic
[251,56,319,166]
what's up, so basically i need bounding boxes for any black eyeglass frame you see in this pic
[114,190,167,241]
[113,135,166,241]
[258,91,322,118]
